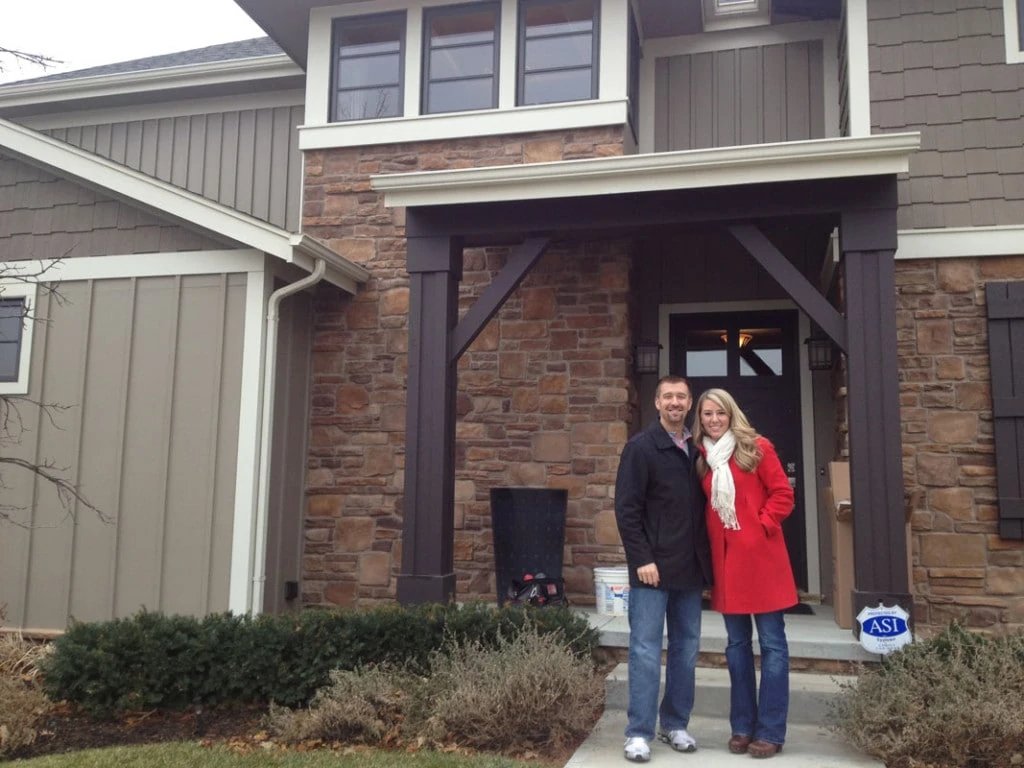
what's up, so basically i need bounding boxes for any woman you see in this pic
[692,388,796,759]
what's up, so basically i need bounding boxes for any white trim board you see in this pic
[1,250,266,282]
[229,268,270,615]
[0,55,301,112]
[372,132,921,207]
[0,117,368,293]
[896,225,1024,260]
[844,0,871,137]
[298,99,629,150]
[14,90,306,132]
[1003,0,1024,64]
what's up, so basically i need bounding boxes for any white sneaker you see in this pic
[658,729,697,753]
[624,736,651,762]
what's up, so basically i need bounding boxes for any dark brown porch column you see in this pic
[841,197,912,628]
[396,228,462,605]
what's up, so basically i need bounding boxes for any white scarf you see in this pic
[703,431,740,530]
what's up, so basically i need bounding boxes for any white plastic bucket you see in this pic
[594,567,630,616]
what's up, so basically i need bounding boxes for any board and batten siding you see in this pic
[0,273,246,631]
[0,156,224,260]
[654,40,826,151]
[44,104,304,231]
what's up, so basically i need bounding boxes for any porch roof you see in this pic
[370,133,921,209]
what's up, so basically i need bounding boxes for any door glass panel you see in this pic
[686,329,727,376]
[739,327,783,376]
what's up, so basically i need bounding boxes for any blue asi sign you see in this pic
[857,604,912,654]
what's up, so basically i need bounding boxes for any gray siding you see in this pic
[654,40,826,151]
[0,273,246,631]
[0,156,225,260]
[263,288,314,614]
[869,0,1024,229]
[45,104,305,231]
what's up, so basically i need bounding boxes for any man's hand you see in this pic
[636,563,660,587]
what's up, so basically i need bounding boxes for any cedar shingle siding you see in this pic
[869,0,1024,229]
[986,281,1024,541]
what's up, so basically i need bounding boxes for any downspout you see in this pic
[250,258,327,614]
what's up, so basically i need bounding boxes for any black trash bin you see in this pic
[490,487,567,606]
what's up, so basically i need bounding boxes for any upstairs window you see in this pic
[518,0,599,106]
[331,13,406,122]
[423,3,501,114]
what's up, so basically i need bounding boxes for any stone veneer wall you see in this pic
[896,255,1024,634]
[299,126,636,608]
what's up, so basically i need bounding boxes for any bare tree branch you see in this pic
[0,258,107,528]
[0,46,62,75]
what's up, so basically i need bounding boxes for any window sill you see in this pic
[298,99,628,150]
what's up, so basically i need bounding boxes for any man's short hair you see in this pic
[655,375,691,397]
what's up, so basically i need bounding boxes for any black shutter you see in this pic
[986,282,1024,540]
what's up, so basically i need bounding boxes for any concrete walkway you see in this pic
[561,606,883,768]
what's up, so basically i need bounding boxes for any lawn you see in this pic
[12,743,550,768]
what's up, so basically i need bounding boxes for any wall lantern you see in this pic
[633,340,662,375]
[804,335,836,371]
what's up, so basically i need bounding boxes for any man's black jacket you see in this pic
[614,419,713,591]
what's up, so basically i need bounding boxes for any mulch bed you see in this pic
[8,702,268,761]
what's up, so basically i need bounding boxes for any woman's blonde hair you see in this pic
[692,388,762,477]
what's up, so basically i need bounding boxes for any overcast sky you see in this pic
[0,0,267,84]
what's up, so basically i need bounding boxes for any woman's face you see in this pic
[699,397,731,441]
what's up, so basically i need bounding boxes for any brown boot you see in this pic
[748,740,783,759]
[728,735,752,754]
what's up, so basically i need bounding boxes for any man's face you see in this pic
[655,381,692,430]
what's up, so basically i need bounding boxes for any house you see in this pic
[1,0,1022,636]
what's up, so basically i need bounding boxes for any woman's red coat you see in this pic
[699,437,798,615]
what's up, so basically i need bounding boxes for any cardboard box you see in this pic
[827,461,913,630]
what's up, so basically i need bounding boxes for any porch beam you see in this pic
[841,201,911,630]
[409,176,893,239]
[727,223,848,352]
[396,231,462,606]
[450,237,551,361]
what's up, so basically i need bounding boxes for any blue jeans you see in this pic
[625,586,702,741]
[723,611,789,745]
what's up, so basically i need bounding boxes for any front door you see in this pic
[669,309,807,591]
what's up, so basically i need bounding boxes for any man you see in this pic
[614,375,713,762]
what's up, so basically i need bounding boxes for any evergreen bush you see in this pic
[39,602,598,714]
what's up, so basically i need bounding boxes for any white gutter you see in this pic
[249,258,327,614]
[371,132,922,208]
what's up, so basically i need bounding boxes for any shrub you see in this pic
[267,666,419,745]
[419,625,604,752]
[829,622,1024,768]
[0,624,52,759]
[40,602,598,714]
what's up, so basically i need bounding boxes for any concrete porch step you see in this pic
[565,710,882,768]
[582,604,878,665]
[604,663,855,726]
